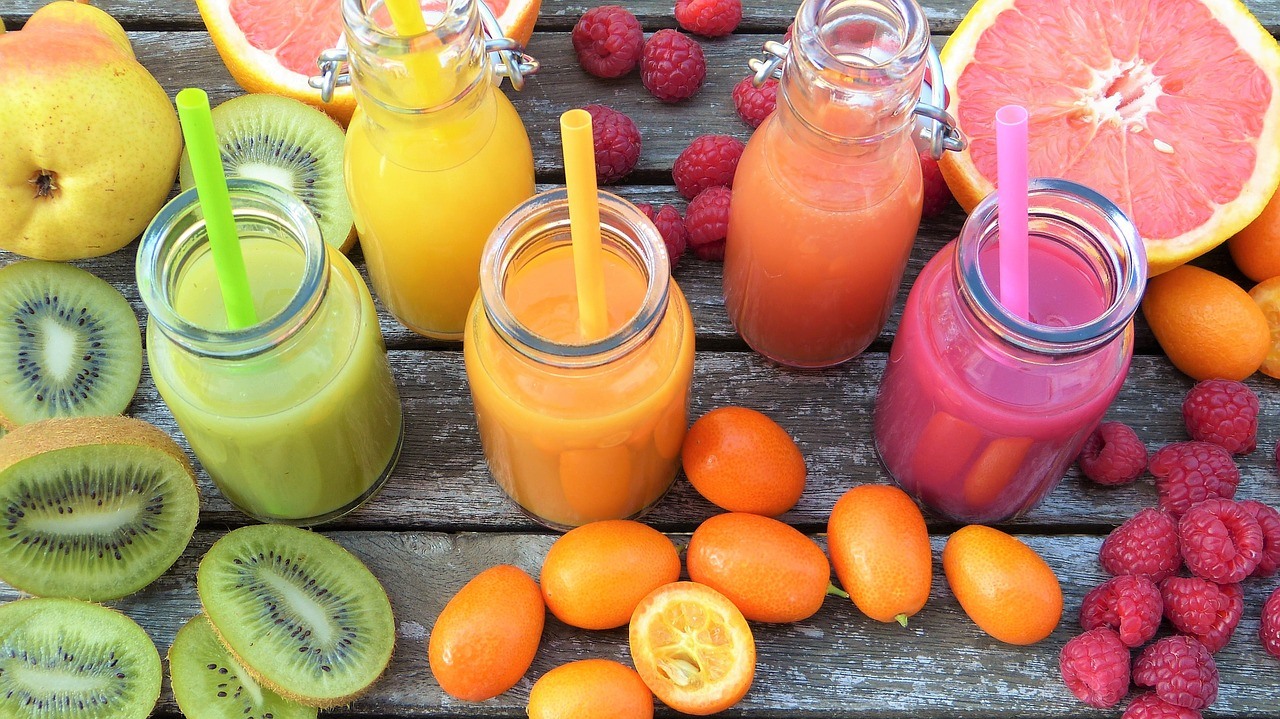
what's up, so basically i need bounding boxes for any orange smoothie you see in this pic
[464,244,695,528]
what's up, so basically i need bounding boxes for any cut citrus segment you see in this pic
[1248,275,1280,378]
[628,582,755,716]
[195,0,541,126]
[939,0,1280,275]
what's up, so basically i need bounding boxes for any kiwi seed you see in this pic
[0,416,200,601]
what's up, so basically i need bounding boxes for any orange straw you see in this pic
[559,109,609,340]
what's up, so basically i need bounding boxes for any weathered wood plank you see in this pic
[2,531,1275,717]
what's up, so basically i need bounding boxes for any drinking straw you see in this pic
[995,104,1030,320]
[559,109,610,340]
[384,0,450,108]
[175,88,258,330]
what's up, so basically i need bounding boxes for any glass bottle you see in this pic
[338,0,536,339]
[724,0,957,368]
[138,179,404,526]
[873,179,1147,523]
[463,190,696,530]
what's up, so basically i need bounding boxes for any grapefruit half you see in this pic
[196,0,541,127]
[939,0,1280,275]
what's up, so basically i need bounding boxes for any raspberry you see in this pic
[920,151,954,219]
[572,6,645,79]
[1132,635,1219,710]
[732,75,778,129]
[674,0,741,37]
[1179,498,1264,584]
[1122,693,1204,719]
[1238,499,1280,577]
[672,135,746,200]
[1078,421,1149,486]
[1181,379,1259,454]
[1100,508,1182,582]
[1079,574,1162,648]
[1149,441,1239,517]
[1194,581,1243,653]
[640,204,688,268]
[684,186,731,261]
[1059,628,1130,709]
[1160,577,1243,653]
[641,29,706,103]
[581,105,642,184]
[1262,586,1280,659]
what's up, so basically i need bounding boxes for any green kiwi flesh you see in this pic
[197,524,395,708]
[0,597,162,719]
[179,94,356,252]
[0,416,199,601]
[169,614,317,719]
[0,261,142,425]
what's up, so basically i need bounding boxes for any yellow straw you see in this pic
[383,0,450,108]
[559,109,609,341]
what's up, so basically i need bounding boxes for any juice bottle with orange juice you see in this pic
[336,0,536,339]
[724,0,963,368]
[464,190,696,529]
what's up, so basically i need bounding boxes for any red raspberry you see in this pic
[1160,577,1243,653]
[1238,499,1280,577]
[572,6,645,79]
[1079,574,1162,648]
[1181,379,1259,454]
[732,75,778,129]
[1100,508,1183,582]
[1059,628,1130,708]
[1122,693,1204,719]
[920,151,954,219]
[1194,581,1243,653]
[641,29,706,103]
[582,105,642,184]
[1262,586,1280,659]
[672,135,746,200]
[674,0,741,37]
[1178,498,1263,584]
[1149,441,1239,517]
[1132,635,1219,710]
[1078,421,1149,486]
[684,186,731,261]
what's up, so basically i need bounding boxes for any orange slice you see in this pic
[629,582,755,716]
[196,0,541,127]
[1249,275,1280,378]
[939,0,1280,275]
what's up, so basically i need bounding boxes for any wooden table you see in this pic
[3,0,1280,715]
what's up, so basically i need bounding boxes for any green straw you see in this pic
[175,88,257,330]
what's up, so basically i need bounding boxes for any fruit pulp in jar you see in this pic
[873,237,1130,523]
[149,236,403,524]
[464,245,695,529]
[345,69,535,340]
[723,114,923,368]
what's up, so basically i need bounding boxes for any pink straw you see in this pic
[995,104,1030,320]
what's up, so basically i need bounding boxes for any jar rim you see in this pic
[795,0,930,81]
[342,0,470,47]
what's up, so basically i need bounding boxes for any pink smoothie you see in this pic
[873,236,1133,522]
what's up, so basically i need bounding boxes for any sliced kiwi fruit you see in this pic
[179,94,356,252]
[170,614,318,719]
[0,260,142,426]
[0,415,200,601]
[0,597,162,719]
[197,524,395,708]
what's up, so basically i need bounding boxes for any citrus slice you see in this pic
[1248,275,1280,378]
[195,0,541,127]
[628,581,755,716]
[939,0,1280,275]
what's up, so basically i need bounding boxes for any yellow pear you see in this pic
[0,1,181,260]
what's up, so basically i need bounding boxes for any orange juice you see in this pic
[464,191,695,528]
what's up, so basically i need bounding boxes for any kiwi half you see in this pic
[170,614,317,719]
[197,524,395,708]
[0,416,200,600]
[179,94,356,252]
[0,260,142,425]
[0,597,162,719]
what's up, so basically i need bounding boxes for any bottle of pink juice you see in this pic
[873,179,1146,523]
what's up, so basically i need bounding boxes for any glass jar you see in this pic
[463,190,696,530]
[340,0,536,339]
[873,179,1147,523]
[138,179,404,526]
[724,0,945,368]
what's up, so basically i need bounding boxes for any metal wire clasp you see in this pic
[747,40,966,160]
[308,0,540,102]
